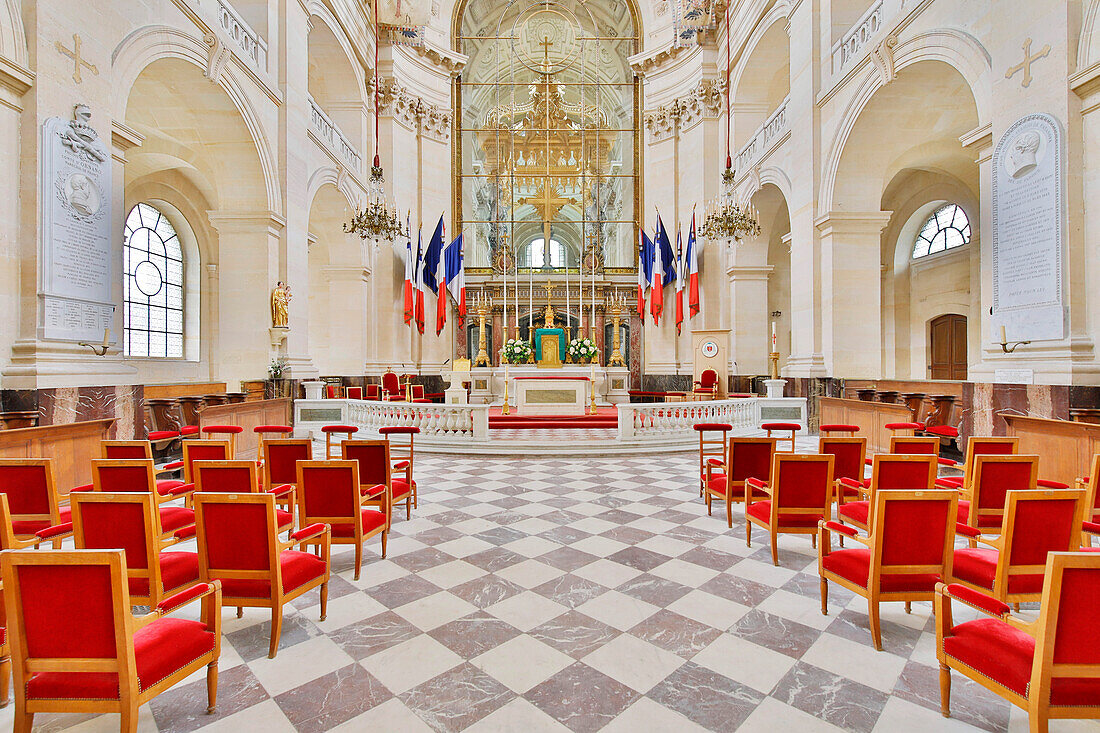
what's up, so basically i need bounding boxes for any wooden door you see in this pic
[929,314,967,380]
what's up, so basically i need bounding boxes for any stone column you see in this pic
[815,211,892,377]
[726,232,772,375]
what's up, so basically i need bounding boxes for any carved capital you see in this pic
[643,79,723,140]
[376,78,452,141]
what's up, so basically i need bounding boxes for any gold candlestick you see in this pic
[769,351,780,380]
[502,363,510,416]
[607,293,626,367]
[473,292,491,367]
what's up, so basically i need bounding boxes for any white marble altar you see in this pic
[467,364,630,406]
[514,376,590,416]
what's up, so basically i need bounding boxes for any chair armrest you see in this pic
[943,583,1010,618]
[821,520,857,537]
[35,522,73,541]
[745,477,769,491]
[156,581,222,616]
[164,482,195,497]
[393,460,410,470]
[838,477,863,490]
[160,461,185,471]
[934,478,962,490]
[361,484,386,498]
[291,523,329,543]
[706,458,725,468]
[955,523,981,539]
[268,483,295,499]
[71,483,94,493]
[937,458,958,467]
[1037,479,1070,489]
[174,524,198,540]
[863,458,873,467]
[1083,520,1100,536]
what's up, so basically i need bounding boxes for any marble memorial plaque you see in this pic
[39,104,114,343]
[991,113,1064,342]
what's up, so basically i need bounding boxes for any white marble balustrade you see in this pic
[735,97,789,173]
[296,399,489,440]
[308,96,363,172]
[216,0,268,71]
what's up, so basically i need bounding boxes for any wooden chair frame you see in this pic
[192,460,296,534]
[889,436,941,455]
[101,440,179,478]
[91,459,195,540]
[262,438,312,516]
[837,454,939,532]
[296,460,389,580]
[764,424,799,453]
[324,427,358,460]
[181,440,232,484]
[383,432,419,514]
[0,493,51,708]
[950,488,1084,604]
[1075,454,1100,536]
[0,459,68,546]
[697,425,731,498]
[2,549,222,733]
[193,492,330,658]
[937,552,1100,732]
[821,489,959,650]
[959,455,1039,537]
[343,439,411,520]
[745,453,835,566]
[704,437,776,528]
[938,436,1020,491]
[819,436,867,499]
[70,492,196,608]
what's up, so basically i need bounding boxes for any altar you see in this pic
[514,376,589,415]
[465,364,632,407]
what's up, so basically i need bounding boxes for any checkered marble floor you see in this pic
[9,447,1096,732]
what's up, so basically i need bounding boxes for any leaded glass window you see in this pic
[912,204,970,259]
[123,203,184,358]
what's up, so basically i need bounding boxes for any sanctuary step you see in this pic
[487,405,618,430]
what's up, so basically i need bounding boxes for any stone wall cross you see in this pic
[1005,37,1050,88]
[56,33,99,84]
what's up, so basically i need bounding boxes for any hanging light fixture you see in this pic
[345,0,406,241]
[701,1,760,242]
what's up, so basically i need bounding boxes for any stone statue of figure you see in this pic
[271,281,291,328]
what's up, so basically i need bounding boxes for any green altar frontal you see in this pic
[534,328,566,362]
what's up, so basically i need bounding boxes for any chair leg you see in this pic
[0,653,9,708]
[237,606,243,618]
[12,699,31,733]
[121,698,139,733]
[269,606,283,659]
[206,661,218,713]
[868,598,883,651]
[726,498,733,528]
[319,582,329,621]
[406,497,411,520]
[706,492,712,515]
[810,534,817,549]
[354,542,363,581]
[381,530,388,558]
[745,517,751,546]
[1028,708,1049,733]
[905,601,912,614]
[820,578,829,615]
[939,664,951,717]
[770,531,779,567]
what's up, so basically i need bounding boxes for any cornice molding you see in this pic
[377,78,451,141]
[643,79,723,140]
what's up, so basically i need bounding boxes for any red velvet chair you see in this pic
[345,386,363,400]
[254,425,294,459]
[956,455,1039,535]
[262,438,313,517]
[2,549,222,732]
[343,439,413,520]
[820,489,959,650]
[297,460,389,580]
[704,437,776,528]
[694,423,732,498]
[380,426,419,514]
[325,384,340,399]
[192,460,295,534]
[101,440,189,486]
[71,492,201,609]
[745,454,835,565]
[382,371,404,401]
[322,424,360,459]
[193,492,330,658]
[366,384,382,401]
[693,369,719,400]
[201,425,243,457]
[837,454,938,532]
[1075,454,1100,527]
[762,422,801,453]
[181,439,231,485]
[884,421,924,437]
[819,424,859,436]
[950,488,1084,605]
[937,553,1100,731]
[819,436,867,500]
[936,436,1019,491]
[91,459,196,539]
[0,459,72,545]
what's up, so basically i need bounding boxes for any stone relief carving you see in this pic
[643,79,723,139]
[202,32,231,84]
[870,35,899,86]
[375,78,452,140]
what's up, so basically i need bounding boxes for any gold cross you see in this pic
[539,36,553,70]
[1005,37,1050,88]
[56,33,98,84]
[518,183,575,222]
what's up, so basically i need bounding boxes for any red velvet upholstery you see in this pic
[322,425,359,434]
[159,507,196,533]
[876,459,938,490]
[953,548,1044,595]
[880,498,955,566]
[346,387,363,400]
[820,440,864,482]
[343,443,390,486]
[762,422,801,431]
[300,464,358,519]
[218,551,325,598]
[820,424,859,433]
[378,426,420,435]
[382,372,401,397]
[969,460,1037,528]
[254,425,293,434]
[943,618,1036,697]
[728,442,773,484]
[265,442,312,484]
[12,509,72,536]
[0,464,54,516]
[180,425,200,436]
[103,445,151,459]
[838,501,869,526]
[693,423,732,432]
[945,583,1009,616]
[96,464,155,493]
[195,464,255,493]
[885,422,924,430]
[746,500,820,527]
[128,553,200,597]
[697,369,718,388]
[925,425,959,438]
[325,384,339,399]
[822,548,941,592]
[202,425,243,435]
[147,430,179,441]
[185,442,230,469]
[971,439,1016,456]
[390,478,414,500]
[366,384,382,400]
[331,508,388,538]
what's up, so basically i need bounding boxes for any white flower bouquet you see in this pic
[567,337,599,363]
[502,338,533,364]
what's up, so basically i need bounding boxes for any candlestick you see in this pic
[102,328,110,348]
[590,362,597,415]
[502,363,510,416]
[999,325,1007,345]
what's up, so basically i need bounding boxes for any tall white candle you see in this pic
[1000,325,1007,345]
[771,321,777,350]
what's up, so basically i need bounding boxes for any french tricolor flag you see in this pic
[675,224,684,335]
[638,229,653,320]
[651,216,665,325]
[687,211,700,318]
[413,227,425,334]
[444,233,466,326]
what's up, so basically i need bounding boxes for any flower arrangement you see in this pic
[268,356,289,379]
[501,338,533,364]
[568,337,599,363]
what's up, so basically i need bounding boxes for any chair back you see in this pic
[967,455,1039,531]
[325,384,339,399]
[101,440,153,460]
[262,439,313,487]
[727,438,776,484]
[870,489,958,584]
[71,493,161,596]
[2,550,137,697]
[193,460,259,494]
[1080,454,1100,521]
[193,492,279,588]
[382,371,401,395]
[700,369,718,388]
[297,460,382,536]
[997,489,1084,592]
[889,436,940,456]
[697,424,730,480]
[0,493,22,549]
[1033,553,1100,699]
[182,440,231,483]
[818,436,866,482]
[961,436,1018,481]
[341,440,392,489]
[411,384,425,399]
[346,386,363,400]
[770,454,835,517]
[366,384,382,400]
[870,454,938,491]
[0,459,61,529]
[92,459,157,494]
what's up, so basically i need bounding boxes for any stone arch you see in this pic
[308,5,369,150]
[728,7,790,150]
[111,25,281,215]
[1082,0,1100,68]
[307,165,360,214]
[820,29,990,212]
[0,0,26,66]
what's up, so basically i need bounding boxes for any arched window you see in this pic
[123,203,185,358]
[912,204,970,259]
[523,238,566,269]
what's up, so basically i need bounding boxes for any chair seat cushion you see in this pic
[705,476,766,499]
[147,430,180,441]
[746,500,822,528]
[332,508,388,538]
[820,424,859,433]
[219,550,326,598]
[822,548,940,593]
[944,618,1034,697]
[938,476,964,488]
[128,552,200,598]
[13,507,72,536]
[179,425,200,436]
[158,507,195,534]
[924,425,959,438]
[391,478,414,501]
[954,501,1003,529]
[322,425,359,434]
[885,422,924,430]
[255,425,293,433]
[156,479,187,496]
[276,508,294,529]
[952,548,1044,595]
[25,617,215,700]
[202,425,243,434]
[762,422,802,431]
[693,423,732,432]
[838,501,869,527]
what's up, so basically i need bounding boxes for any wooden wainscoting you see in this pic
[0,419,115,496]
[144,382,228,400]
[1002,413,1100,487]
[819,397,913,454]
[198,398,291,459]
